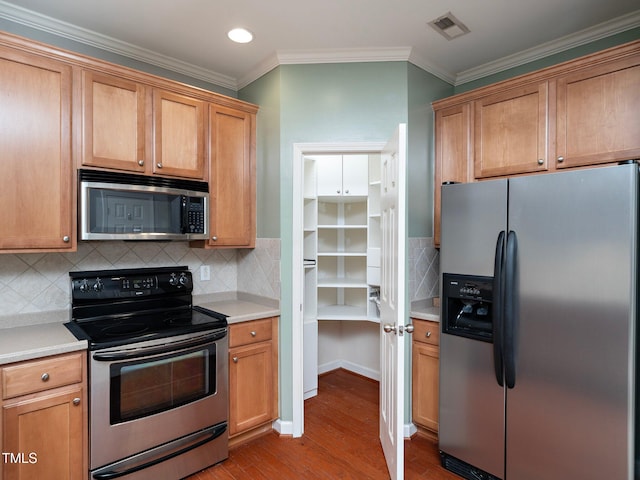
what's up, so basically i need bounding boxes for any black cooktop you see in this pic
[65,305,227,349]
[65,266,227,349]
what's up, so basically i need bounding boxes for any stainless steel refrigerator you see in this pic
[438,163,637,480]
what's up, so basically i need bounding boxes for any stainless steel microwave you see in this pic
[79,170,209,240]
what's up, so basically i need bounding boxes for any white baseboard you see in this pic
[273,418,295,436]
[304,388,318,400]
[318,359,380,381]
[404,422,418,439]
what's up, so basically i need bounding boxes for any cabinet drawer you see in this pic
[413,320,440,346]
[2,352,83,399]
[229,318,273,348]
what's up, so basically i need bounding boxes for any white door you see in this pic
[379,124,407,480]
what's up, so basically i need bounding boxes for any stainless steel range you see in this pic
[65,266,228,480]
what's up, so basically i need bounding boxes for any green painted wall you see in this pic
[237,68,282,238]
[238,61,452,425]
[407,64,454,237]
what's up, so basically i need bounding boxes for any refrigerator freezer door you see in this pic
[439,179,508,479]
[507,164,637,480]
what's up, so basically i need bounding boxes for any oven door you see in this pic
[89,329,228,470]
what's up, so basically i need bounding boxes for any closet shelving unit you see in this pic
[303,154,382,398]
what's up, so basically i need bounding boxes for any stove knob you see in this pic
[78,280,89,292]
[179,274,190,287]
[169,274,179,286]
[93,278,104,292]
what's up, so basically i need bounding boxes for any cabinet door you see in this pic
[82,71,146,173]
[556,56,640,168]
[412,341,439,433]
[3,385,84,480]
[342,155,369,196]
[433,103,472,246]
[0,47,73,251]
[208,105,255,247]
[316,155,343,196]
[153,89,205,179]
[229,342,274,436]
[474,82,549,178]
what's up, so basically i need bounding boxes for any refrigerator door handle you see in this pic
[492,230,506,387]
[504,230,518,389]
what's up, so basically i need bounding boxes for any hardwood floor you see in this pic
[189,369,460,479]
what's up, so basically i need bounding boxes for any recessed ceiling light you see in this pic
[228,28,253,44]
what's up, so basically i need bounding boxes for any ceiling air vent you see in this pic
[428,12,470,40]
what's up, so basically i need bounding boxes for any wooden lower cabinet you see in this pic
[228,317,278,445]
[1,352,87,480]
[411,319,440,439]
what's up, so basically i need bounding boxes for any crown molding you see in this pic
[455,10,640,85]
[1,1,637,92]
[0,0,238,90]
[237,52,281,90]
[237,47,415,89]
[407,50,456,85]
[276,46,412,65]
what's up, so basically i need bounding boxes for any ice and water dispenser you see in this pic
[442,274,494,342]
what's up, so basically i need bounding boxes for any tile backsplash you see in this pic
[0,238,281,328]
[409,237,439,301]
[0,236,430,328]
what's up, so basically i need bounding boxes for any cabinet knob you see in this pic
[250,331,257,337]
[557,156,565,163]
[233,356,238,363]
[211,236,218,241]
[337,190,341,194]
[73,398,81,406]
[537,158,544,165]
[41,373,49,382]
[426,331,432,338]
[157,162,163,168]
[62,236,70,243]
[345,189,350,194]
[138,159,144,166]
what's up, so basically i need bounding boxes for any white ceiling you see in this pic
[1,0,639,91]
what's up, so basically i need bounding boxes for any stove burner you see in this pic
[102,323,149,337]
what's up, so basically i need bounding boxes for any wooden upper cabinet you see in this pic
[82,70,146,173]
[82,72,206,179]
[556,56,640,168]
[153,89,206,179]
[0,46,74,252]
[208,104,256,248]
[474,82,549,179]
[433,103,472,246]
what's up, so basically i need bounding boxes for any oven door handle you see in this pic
[92,423,227,479]
[92,330,227,362]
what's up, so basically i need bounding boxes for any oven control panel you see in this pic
[70,266,193,301]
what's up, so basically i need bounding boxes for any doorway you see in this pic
[292,141,386,437]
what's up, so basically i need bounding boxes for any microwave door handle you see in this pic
[180,195,189,234]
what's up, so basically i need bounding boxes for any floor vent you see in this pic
[428,12,470,40]
[440,451,500,480]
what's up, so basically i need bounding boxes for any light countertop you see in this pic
[0,322,87,366]
[194,292,280,324]
[0,292,279,366]
[410,299,440,322]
